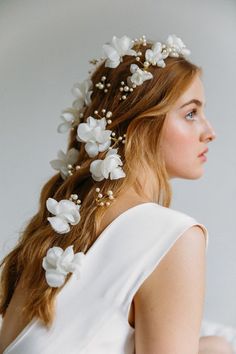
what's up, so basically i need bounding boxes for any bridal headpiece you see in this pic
[42,34,191,287]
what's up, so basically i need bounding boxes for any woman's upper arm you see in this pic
[134,225,206,354]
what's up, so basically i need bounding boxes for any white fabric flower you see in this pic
[145,42,168,67]
[46,198,81,234]
[42,245,85,287]
[49,148,79,180]
[166,34,191,58]
[128,64,153,86]
[71,78,93,110]
[57,111,75,134]
[103,35,137,68]
[76,116,112,158]
[90,148,126,181]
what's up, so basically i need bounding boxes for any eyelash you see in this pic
[185,109,197,121]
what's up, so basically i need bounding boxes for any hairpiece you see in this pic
[43,33,191,287]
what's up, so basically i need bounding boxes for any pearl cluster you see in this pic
[95,187,114,207]
[119,81,137,101]
[67,163,81,177]
[93,108,113,124]
[69,193,82,205]
[95,76,111,93]
[108,131,126,149]
[132,35,147,47]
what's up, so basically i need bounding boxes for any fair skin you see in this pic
[0,75,233,354]
[113,75,232,353]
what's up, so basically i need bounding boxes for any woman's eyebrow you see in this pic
[179,99,206,109]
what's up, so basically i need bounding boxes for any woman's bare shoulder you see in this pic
[133,225,206,354]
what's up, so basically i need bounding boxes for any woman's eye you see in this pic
[185,109,197,121]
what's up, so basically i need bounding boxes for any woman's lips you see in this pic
[198,153,207,162]
[198,147,208,162]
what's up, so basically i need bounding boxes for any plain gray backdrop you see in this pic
[0,0,235,327]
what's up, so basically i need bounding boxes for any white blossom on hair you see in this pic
[57,111,75,133]
[166,34,191,58]
[103,35,137,68]
[76,116,112,158]
[49,148,79,180]
[128,64,153,86]
[71,78,93,110]
[42,245,85,287]
[46,197,81,234]
[145,42,168,67]
[90,148,126,181]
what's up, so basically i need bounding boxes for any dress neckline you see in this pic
[2,201,158,354]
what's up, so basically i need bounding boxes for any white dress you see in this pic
[2,202,208,354]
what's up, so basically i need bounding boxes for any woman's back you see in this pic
[0,202,208,354]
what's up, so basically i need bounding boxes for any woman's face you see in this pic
[161,74,217,180]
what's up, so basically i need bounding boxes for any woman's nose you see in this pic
[203,120,217,142]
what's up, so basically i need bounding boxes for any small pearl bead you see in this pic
[122,95,126,100]
[104,89,108,93]
[105,201,110,206]
[107,190,113,195]
[98,193,103,198]
[75,165,81,170]
[106,111,112,118]
[68,164,72,169]
[95,187,100,192]
[111,132,116,136]
[101,76,106,81]
[102,109,106,113]
[124,86,129,92]
[109,195,114,200]
[100,202,104,206]
[120,87,124,92]
[107,119,112,124]
[121,81,124,85]
[94,110,98,114]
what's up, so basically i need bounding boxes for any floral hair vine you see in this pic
[42,34,191,288]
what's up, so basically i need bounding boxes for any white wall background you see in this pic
[0,0,235,327]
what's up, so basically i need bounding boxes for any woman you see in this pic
[0,34,233,353]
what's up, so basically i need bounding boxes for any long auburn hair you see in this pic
[0,39,202,327]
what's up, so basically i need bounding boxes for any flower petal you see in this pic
[42,247,63,269]
[50,159,64,171]
[61,112,75,122]
[110,166,126,180]
[57,122,71,133]
[47,216,70,234]
[90,159,104,181]
[45,269,66,287]
[85,141,99,158]
[46,198,58,215]
[66,148,79,164]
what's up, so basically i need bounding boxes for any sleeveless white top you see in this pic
[2,202,208,354]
